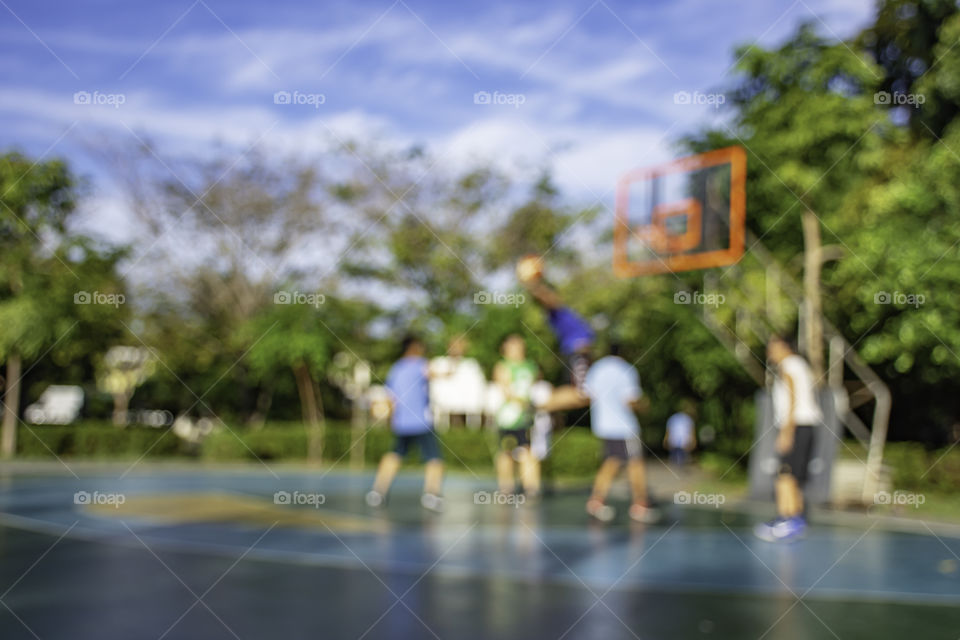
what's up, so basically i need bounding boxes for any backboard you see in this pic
[613,146,746,277]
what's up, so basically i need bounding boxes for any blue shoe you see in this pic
[754,516,806,542]
[753,517,783,541]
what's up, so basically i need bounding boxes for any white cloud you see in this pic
[71,191,137,245]
[0,0,880,253]
[435,114,678,201]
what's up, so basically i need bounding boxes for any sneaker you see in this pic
[420,493,444,512]
[754,516,806,542]
[586,498,615,522]
[752,517,783,541]
[365,490,384,508]
[629,503,660,524]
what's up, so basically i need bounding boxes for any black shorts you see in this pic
[779,425,815,484]
[393,432,441,461]
[499,428,530,451]
[602,437,642,461]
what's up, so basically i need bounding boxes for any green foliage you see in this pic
[698,451,749,482]
[915,13,960,117]
[0,154,129,452]
[202,425,317,461]
[0,153,81,361]
[880,441,960,492]
[243,301,331,382]
[485,173,597,267]
[542,428,602,478]
[686,17,960,443]
[17,423,183,458]
[0,152,74,243]
[861,0,960,135]
[722,24,889,245]
[10,3,960,461]
[19,421,609,479]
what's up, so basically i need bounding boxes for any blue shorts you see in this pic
[393,431,441,461]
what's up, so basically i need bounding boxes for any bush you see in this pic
[203,422,492,468]
[544,427,601,478]
[883,442,930,491]
[435,428,497,471]
[29,421,960,493]
[17,422,183,459]
[16,421,609,478]
[883,441,960,492]
[698,451,748,482]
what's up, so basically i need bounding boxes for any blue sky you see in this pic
[0,0,875,243]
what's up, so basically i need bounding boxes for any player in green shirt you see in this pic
[493,334,541,497]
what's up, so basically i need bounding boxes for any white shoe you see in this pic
[365,490,384,507]
[586,499,615,522]
[629,503,659,523]
[420,493,444,512]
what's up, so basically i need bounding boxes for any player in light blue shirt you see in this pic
[386,353,432,436]
[582,344,657,523]
[366,335,444,512]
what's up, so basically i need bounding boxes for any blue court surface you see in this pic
[0,464,958,639]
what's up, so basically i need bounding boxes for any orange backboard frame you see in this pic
[613,145,746,277]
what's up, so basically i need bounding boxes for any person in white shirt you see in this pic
[755,336,823,542]
[429,335,486,430]
[663,402,697,467]
[581,344,656,523]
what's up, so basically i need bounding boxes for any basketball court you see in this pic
[2,147,955,640]
[0,463,958,640]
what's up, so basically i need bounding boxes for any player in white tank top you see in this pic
[755,337,822,542]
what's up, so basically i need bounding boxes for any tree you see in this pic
[859,0,959,136]
[0,153,75,456]
[677,12,960,444]
[335,147,511,323]
[109,141,338,425]
[485,173,597,269]
[690,24,889,377]
[243,299,333,460]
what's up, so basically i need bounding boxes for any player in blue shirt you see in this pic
[366,335,444,512]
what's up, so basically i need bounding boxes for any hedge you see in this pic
[15,421,603,477]
[883,442,960,492]
[201,422,602,477]
[17,422,184,459]
[17,422,958,491]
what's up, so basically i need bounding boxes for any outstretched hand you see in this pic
[775,428,794,455]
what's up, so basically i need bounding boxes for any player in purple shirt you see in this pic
[518,255,594,393]
[366,335,445,512]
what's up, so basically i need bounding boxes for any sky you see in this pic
[0,0,876,245]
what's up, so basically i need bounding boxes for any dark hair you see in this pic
[401,334,423,354]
